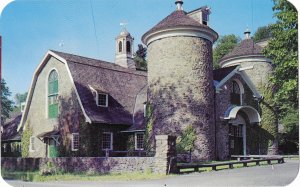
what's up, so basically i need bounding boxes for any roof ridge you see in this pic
[50,50,147,77]
[50,50,113,64]
[68,60,147,77]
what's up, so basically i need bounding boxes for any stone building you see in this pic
[15,0,277,160]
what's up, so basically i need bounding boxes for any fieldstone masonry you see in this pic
[154,135,177,174]
[147,36,216,161]
[1,135,177,174]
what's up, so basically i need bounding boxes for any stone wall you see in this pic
[1,135,177,174]
[1,157,154,173]
[147,36,215,161]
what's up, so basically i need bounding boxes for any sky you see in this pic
[0,0,295,101]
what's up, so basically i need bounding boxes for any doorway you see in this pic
[229,124,243,155]
[47,138,58,158]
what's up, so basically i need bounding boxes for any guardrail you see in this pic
[177,156,284,173]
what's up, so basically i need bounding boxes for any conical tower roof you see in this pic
[220,38,263,62]
[142,9,218,45]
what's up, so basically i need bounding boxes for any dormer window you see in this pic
[202,12,209,25]
[89,85,108,107]
[97,93,108,107]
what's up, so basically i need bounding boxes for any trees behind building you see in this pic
[213,34,241,69]
[1,79,13,124]
[134,44,147,71]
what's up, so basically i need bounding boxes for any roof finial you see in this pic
[120,20,128,32]
[244,28,251,39]
[175,0,183,11]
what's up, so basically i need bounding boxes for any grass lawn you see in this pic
[1,169,166,182]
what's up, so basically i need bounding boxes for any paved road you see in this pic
[4,160,299,187]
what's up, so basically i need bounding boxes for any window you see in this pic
[71,133,79,151]
[135,133,144,150]
[102,132,113,150]
[231,81,241,105]
[17,143,21,152]
[11,143,15,152]
[30,136,35,152]
[229,125,243,138]
[126,41,131,53]
[232,81,240,94]
[202,12,209,25]
[48,70,59,118]
[119,41,122,52]
[144,104,147,117]
[97,93,108,107]
[3,143,7,153]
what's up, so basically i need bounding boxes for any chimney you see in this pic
[175,0,183,11]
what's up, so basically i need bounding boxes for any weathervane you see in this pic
[120,20,128,31]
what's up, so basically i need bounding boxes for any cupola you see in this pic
[115,28,135,69]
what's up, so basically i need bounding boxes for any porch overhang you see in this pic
[223,106,261,124]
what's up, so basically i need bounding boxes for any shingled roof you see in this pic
[143,10,214,39]
[51,51,147,126]
[2,113,22,142]
[220,38,263,62]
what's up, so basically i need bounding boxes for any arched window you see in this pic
[118,41,122,52]
[232,81,240,94]
[48,70,59,118]
[231,80,241,105]
[126,41,131,53]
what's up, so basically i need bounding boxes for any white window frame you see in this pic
[96,93,108,107]
[71,133,79,151]
[102,132,113,150]
[29,136,35,152]
[135,132,144,151]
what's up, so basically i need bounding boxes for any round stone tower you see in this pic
[142,1,218,161]
[219,29,273,87]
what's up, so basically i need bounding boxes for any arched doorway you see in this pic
[224,106,261,156]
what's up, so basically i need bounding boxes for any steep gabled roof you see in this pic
[51,51,147,125]
[220,39,263,62]
[213,65,262,98]
[213,66,238,82]
[19,50,147,131]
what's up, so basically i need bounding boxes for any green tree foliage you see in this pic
[1,79,14,124]
[258,85,278,154]
[176,125,197,153]
[21,122,32,157]
[134,44,147,70]
[253,25,273,42]
[263,0,298,114]
[14,92,28,106]
[280,108,298,144]
[213,34,240,69]
[144,104,155,153]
